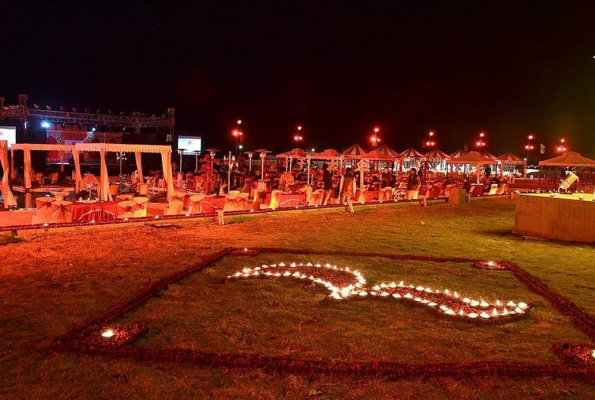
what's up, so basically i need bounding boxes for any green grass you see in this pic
[0,197,593,399]
[126,255,588,364]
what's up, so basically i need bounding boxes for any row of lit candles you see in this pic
[228,262,530,320]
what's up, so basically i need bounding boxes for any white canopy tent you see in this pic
[447,151,499,183]
[11,143,174,201]
[73,143,174,201]
[0,140,16,208]
[11,143,75,189]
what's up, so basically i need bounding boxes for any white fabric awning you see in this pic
[74,143,172,154]
[11,143,75,151]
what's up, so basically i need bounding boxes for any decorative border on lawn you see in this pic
[50,247,595,380]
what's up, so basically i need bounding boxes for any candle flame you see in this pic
[101,329,114,338]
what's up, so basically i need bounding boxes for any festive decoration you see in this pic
[49,248,595,381]
[226,262,531,321]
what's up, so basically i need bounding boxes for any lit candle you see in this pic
[101,329,114,338]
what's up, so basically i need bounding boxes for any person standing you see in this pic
[406,168,421,200]
[339,167,356,206]
[322,163,333,205]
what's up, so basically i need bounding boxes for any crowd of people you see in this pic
[149,154,516,202]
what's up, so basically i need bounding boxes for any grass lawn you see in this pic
[0,197,593,399]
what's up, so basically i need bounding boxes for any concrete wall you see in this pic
[513,194,595,243]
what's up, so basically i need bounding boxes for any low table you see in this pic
[71,201,119,221]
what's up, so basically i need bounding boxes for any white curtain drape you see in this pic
[10,148,16,180]
[72,149,82,193]
[161,150,174,200]
[23,147,32,189]
[0,141,16,208]
[100,148,111,201]
[135,151,144,183]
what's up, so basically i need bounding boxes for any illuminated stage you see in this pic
[513,193,595,243]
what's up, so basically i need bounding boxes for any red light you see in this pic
[528,134,534,140]
[374,127,380,133]
[479,132,485,138]
[237,120,242,125]
[426,141,430,146]
[232,130,238,136]
[429,131,434,137]
[297,125,302,131]
[476,141,481,147]
[525,145,529,150]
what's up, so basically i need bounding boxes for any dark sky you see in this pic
[1,0,594,156]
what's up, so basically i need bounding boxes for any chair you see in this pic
[32,197,56,224]
[171,191,186,201]
[50,200,73,223]
[109,184,119,196]
[269,190,282,209]
[132,197,149,218]
[115,194,133,201]
[187,194,205,214]
[165,199,185,215]
[34,172,44,186]
[117,200,138,219]
[223,191,249,212]
[136,183,149,196]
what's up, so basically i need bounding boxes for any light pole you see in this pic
[178,149,185,174]
[245,151,254,172]
[116,151,127,177]
[370,126,381,149]
[475,132,487,150]
[224,151,235,192]
[424,131,437,172]
[194,150,201,172]
[293,125,303,149]
[524,134,535,164]
[425,131,436,150]
[232,119,243,157]
[556,138,567,153]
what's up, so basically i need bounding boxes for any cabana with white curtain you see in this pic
[72,143,174,201]
[424,149,450,171]
[0,140,16,208]
[447,151,499,183]
[499,152,527,177]
[10,143,174,201]
[399,148,425,171]
[11,143,75,189]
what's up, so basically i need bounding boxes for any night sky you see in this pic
[1,1,594,157]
